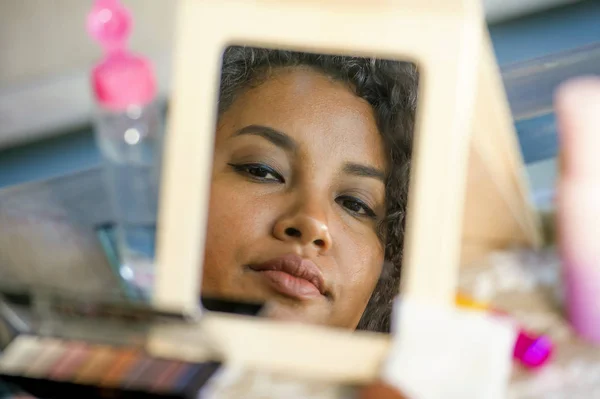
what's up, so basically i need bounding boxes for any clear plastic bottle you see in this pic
[87,0,163,299]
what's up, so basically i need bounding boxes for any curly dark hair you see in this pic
[217,46,418,333]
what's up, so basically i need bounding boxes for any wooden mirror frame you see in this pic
[148,0,541,383]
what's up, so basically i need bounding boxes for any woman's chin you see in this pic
[259,300,331,327]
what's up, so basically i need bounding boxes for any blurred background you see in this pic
[1,0,600,213]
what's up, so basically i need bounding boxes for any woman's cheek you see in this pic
[334,251,382,328]
[210,181,276,240]
[338,232,383,297]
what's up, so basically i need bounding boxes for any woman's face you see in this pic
[202,67,387,329]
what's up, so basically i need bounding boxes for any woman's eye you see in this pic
[229,163,284,183]
[337,196,377,219]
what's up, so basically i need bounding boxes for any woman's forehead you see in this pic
[220,67,387,169]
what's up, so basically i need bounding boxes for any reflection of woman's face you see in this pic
[202,67,387,329]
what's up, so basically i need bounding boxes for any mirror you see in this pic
[198,45,419,333]
[0,0,539,343]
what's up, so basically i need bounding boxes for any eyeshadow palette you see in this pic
[0,335,221,399]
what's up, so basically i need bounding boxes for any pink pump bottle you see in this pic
[87,0,164,299]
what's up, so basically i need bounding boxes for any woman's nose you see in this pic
[273,208,332,251]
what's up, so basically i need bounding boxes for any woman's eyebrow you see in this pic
[231,124,297,152]
[343,162,386,183]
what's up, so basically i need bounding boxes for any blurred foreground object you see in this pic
[380,298,515,399]
[359,382,407,399]
[459,247,600,398]
[556,77,600,344]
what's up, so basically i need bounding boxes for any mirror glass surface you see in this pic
[200,45,419,334]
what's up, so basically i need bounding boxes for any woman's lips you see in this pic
[258,270,322,299]
[249,254,326,300]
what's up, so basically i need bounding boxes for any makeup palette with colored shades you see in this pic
[0,335,220,399]
[0,290,270,398]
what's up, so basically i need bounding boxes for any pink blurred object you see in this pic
[457,295,554,369]
[512,329,553,369]
[556,77,600,345]
[87,0,156,110]
[490,309,553,369]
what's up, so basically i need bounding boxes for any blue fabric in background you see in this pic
[1,0,599,189]
[515,114,558,165]
[487,0,600,166]
[489,0,600,66]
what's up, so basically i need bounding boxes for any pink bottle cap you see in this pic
[513,328,553,369]
[87,0,156,111]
